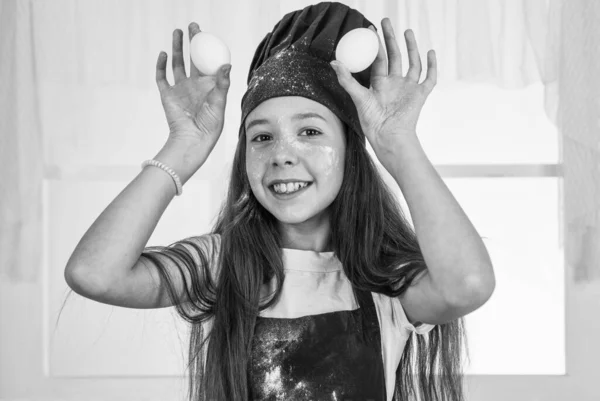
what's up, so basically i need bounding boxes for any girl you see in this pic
[64,2,495,400]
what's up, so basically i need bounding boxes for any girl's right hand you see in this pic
[156,22,231,161]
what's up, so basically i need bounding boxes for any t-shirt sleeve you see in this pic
[391,296,436,335]
[388,265,436,335]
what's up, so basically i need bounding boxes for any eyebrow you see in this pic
[245,112,328,132]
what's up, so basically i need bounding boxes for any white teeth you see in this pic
[273,182,309,194]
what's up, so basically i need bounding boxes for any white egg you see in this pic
[190,32,231,76]
[335,28,379,73]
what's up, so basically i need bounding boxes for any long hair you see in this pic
[63,120,468,401]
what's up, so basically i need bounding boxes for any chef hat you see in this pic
[239,1,377,144]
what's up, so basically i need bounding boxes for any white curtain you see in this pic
[1,0,595,283]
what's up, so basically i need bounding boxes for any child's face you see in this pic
[245,96,346,231]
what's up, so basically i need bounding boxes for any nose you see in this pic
[270,138,299,167]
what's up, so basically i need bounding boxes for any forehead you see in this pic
[245,96,337,129]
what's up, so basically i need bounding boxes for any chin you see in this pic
[269,207,318,224]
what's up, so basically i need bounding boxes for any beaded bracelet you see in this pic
[141,159,183,196]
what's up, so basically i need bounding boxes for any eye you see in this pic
[301,128,322,137]
[251,128,322,142]
[252,134,271,143]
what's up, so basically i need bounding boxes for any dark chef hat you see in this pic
[239,1,377,144]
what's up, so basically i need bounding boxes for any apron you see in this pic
[249,286,391,401]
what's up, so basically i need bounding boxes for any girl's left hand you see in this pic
[330,18,436,164]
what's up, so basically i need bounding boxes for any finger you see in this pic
[330,60,372,110]
[368,25,387,77]
[382,18,403,76]
[188,22,203,79]
[156,51,170,92]
[422,50,437,91]
[404,29,422,82]
[172,29,187,83]
[206,64,232,112]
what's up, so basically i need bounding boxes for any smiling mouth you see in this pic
[269,182,313,195]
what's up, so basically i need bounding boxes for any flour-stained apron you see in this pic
[249,286,390,401]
